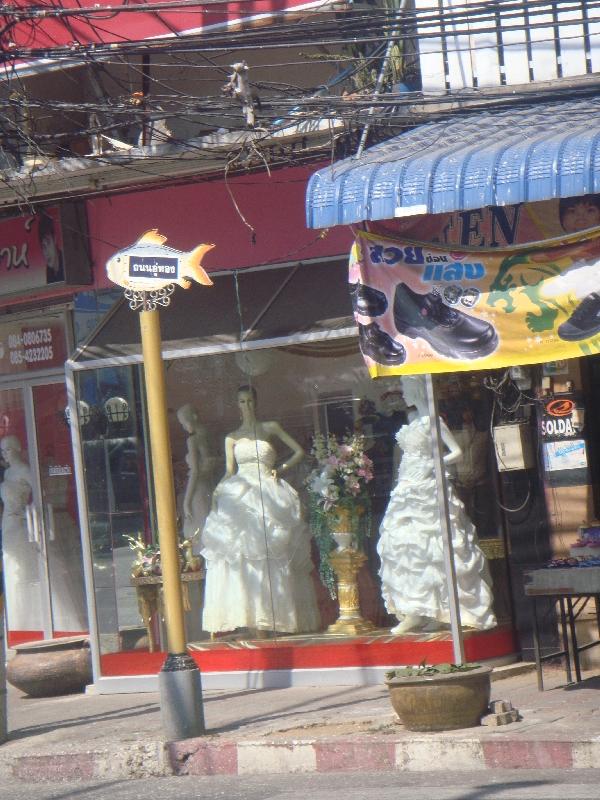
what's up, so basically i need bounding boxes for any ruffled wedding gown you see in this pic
[201,438,321,634]
[377,416,496,630]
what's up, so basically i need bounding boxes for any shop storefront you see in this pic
[305,100,600,675]
[0,205,92,646]
[67,251,519,693]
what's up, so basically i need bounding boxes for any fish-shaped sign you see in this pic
[106,230,215,291]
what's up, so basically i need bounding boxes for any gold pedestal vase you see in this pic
[326,506,374,636]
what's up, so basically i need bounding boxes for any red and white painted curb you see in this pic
[3,736,600,782]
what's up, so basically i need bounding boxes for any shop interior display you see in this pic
[0,435,43,632]
[176,404,212,550]
[377,375,497,634]
[200,385,321,636]
[78,345,516,660]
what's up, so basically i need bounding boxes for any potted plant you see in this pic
[305,432,374,597]
[384,661,492,732]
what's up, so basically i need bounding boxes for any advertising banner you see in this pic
[0,204,91,297]
[351,228,600,376]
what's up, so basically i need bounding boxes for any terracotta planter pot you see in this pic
[7,636,92,698]
[385,665,492,732]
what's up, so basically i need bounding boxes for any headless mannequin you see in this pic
[177,404,211,544]
[0,435,42,631]
[391,376,462,635]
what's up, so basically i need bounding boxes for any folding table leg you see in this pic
[559,597,573,684]
[566,596,582,683]
[531,597,544,691]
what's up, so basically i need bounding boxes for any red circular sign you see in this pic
[545,399,575,417]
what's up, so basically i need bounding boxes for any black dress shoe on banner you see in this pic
[393,283,498,359]
[349,282,388,317]
[358,322,407,365]
[558,292,600,341]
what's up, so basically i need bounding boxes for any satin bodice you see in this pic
[234,438,276,475]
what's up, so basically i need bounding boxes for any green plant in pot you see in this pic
[384,662,492,732]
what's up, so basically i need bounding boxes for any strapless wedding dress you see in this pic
[377,416,496,630]
[201,438,321,634]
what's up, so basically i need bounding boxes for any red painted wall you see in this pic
[87,164,352,289]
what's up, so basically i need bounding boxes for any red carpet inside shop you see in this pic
[99,625,517,676]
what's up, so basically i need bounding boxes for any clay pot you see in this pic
[385,664,492,732]
[6,636,92,698]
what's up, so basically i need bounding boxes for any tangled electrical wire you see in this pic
[0,0,599,207]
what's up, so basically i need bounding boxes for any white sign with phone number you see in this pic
[7,327,54,366]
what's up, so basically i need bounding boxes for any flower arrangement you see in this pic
[126,532,203,577]
[305,432,374,597]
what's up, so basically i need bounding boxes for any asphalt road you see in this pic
[2,770,600,800]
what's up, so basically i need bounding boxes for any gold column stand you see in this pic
[131,571,205,653]
[326,548,375,635]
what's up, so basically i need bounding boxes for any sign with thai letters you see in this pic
[351,228,600,376]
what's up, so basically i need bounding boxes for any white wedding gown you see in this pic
[377,416,496,631]
[1,473,43,632]
[201,438,321,634]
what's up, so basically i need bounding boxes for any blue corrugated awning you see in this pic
[306,97,600,229]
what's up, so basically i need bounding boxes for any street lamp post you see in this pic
[106,230,214,740]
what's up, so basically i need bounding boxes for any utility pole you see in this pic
[106,230,213,740]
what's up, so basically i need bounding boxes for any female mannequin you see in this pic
[177,404,211,547]
[201,385,320,636]
[377,376,496,634]
[0,436,43,632]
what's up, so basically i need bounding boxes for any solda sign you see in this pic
[0,204,91,296]
[540,397,581,439]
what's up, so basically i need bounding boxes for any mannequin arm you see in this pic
[183,438,199,518]
[223,435,237,477]
[268,421,304,476]
[439,419,462,466]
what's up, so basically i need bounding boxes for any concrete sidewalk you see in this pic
[2,663,600,782]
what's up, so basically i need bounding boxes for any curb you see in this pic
[2,734,599,782]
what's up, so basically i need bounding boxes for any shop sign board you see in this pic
[0,313,68,377]
[540,396,583,440]
[106,229,214,291]
[0,204,91,297]
[351,228,600,376]
[543,440,588,472]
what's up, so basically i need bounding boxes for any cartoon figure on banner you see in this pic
[488,194,600,339]
[540,194,600,341]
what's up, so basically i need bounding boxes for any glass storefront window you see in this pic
[75,336,510,662]
[76,365,149,654]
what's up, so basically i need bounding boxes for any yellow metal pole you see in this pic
[139,307,187,653]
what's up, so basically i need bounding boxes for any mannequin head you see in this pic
[399,375,427,414]
[237,385,257,421]
[1,435,23,466]
[177,404,199,434]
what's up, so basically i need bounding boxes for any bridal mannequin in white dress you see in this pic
[0,435,43,632]
[201,386,321,635]
[377,376,496,634]
[177,404,211,550]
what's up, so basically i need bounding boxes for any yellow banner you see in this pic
[351,229,600,376]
